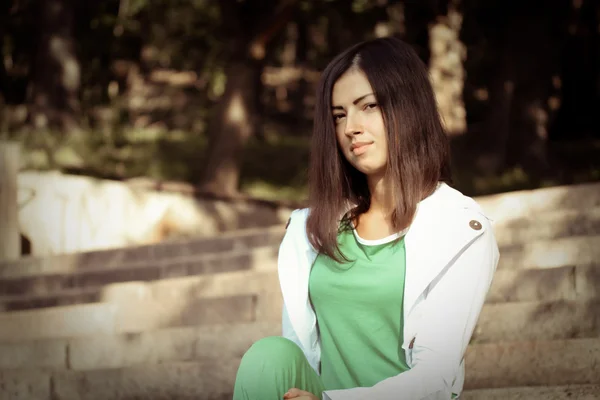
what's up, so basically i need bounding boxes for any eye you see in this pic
[333,114,345,123]
[364,103,378,110]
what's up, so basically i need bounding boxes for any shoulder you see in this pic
[424,183,493,222]
[282,208,312,248]
[417,183,498,254]
[285,208,310,231]
[436,184,499,258]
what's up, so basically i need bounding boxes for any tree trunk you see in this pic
[475,39,515,175]
[0,141,20,260]
[0,1,10,120]
[293,18,309,125]
[199,61,259,196]
[595,1,600,136]
[28,0,80,133]
[502,5,567,180]
[428,0,467,136]
[199,0,298,195]
[460,1,567,179]
[550,0,599,140]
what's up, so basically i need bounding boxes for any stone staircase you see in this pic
[0,182,599,400]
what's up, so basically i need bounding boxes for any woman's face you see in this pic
[331,68,388,177]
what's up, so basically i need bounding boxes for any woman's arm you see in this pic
[323,215,500,400]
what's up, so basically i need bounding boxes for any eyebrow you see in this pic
[331,93,374,110]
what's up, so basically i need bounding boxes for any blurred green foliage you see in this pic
[1,0,599,201]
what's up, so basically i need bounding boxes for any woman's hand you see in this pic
[283,388,320,400]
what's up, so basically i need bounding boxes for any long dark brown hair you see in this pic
[306,36,452,262]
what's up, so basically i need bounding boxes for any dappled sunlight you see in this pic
[473,88,489,101]
[90,248,281,334]
[492,207,600,248]
[0,0,596,199]
[242,180,308,203]
[429,4,466,135]
[15,171,292,257]
[500,236,598,270]
[148,69,200,88]
[49,36,79,91]
[262,66,320,86]
[225,90,249,127]
[477,181,600,222]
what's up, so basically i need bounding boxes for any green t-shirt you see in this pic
[308,226,410,390]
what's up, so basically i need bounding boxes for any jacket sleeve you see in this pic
[323,216,499,400]
[279,209,321,373]
[281,211,302,345]
[282,302,303,350]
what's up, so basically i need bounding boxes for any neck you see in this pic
[367,172,394,216]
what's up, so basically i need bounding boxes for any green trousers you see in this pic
[233,336,325,400]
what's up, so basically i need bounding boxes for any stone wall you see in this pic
[17,171,294,257]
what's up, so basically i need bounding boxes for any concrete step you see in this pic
[0,260,597,345]
[1,337,599,399]
[497,235,600,270]
[0,225,285,279]
[471,299,600,344]
[0,293,263,343]
[492,206,600,247]
[1,297,597,369]
[464,338,600,390]
[0,268,281,312]
[0,204,597,300]
[487,263,600,303]
[0,321,280,370]
[0,361,238,400]
[3,248,600,313]
[476,181,600,221]
[462,384,600,400]
[0,245,279,298]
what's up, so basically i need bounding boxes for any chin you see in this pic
[353,162,385,176]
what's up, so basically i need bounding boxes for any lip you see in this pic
[351,141,373,155]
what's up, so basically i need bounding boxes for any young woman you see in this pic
[233,36,499,400]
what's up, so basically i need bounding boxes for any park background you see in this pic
[1,0,598,198]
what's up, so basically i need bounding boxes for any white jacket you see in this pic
[277,183,500,400]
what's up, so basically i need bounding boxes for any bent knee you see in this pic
[241,336,304,365]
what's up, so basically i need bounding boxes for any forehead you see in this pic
[331,69,374,106]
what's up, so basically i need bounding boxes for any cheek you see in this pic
[374,118,388,143]
[371,120,389,161]
[335,128,343,146]
[335,129,348,152]
[378,134,389,159]
[372,116,387,139]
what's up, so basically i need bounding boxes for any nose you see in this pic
[344,112,363,136]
